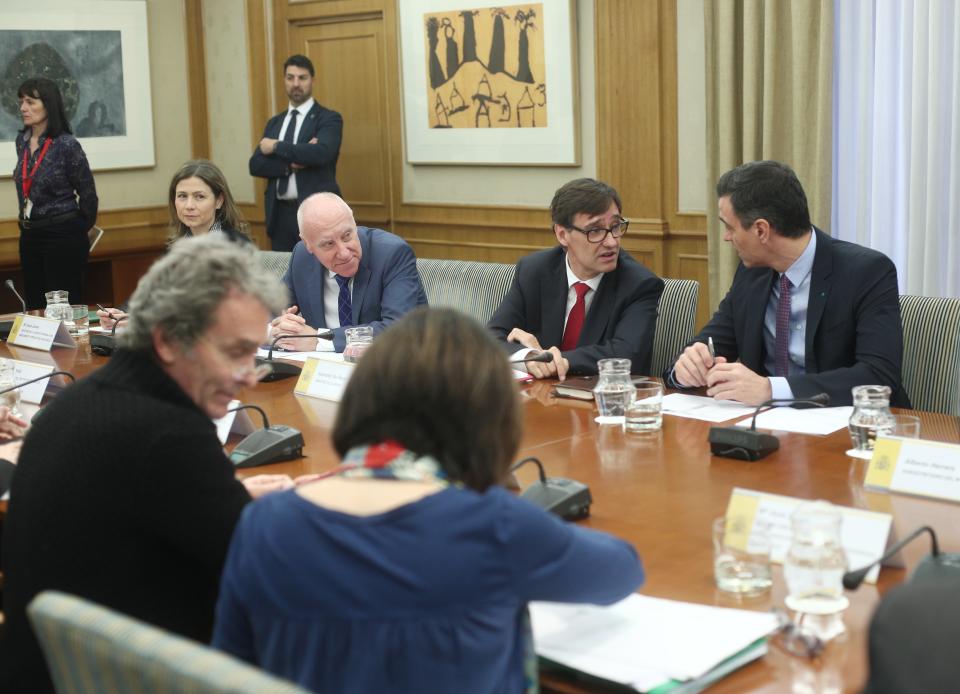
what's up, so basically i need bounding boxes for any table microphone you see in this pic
[224,404,304,469]
[5,279,27,314]
[708,393,830,461]
[842,525,960,589]
[0,370,77,397]
[91,315,128,356]
[511,456,592,521]
[1,279,27,341]
[515,351,556,365]
[255,331,334,382]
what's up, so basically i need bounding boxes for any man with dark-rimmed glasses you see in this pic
[489,178,664,380]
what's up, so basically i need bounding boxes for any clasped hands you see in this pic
[506,328,570,381]
[269,306,318,351]
[673,342,771,406]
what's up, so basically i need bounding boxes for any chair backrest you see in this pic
[416,258,517,324]
[256,251,292,281]
[650,278,700,376]
[28,591,309,694]
[898,294,960,415]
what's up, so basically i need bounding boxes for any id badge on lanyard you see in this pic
[21,139,51,220]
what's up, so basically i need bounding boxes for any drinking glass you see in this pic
[70,305,90,337]
[881,414,921,439]
[713,515,773,596]
[0,359,22,417]
[343,326,373,363]
[625,380,663,432]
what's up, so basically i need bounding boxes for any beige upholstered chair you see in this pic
[650,278,700,376]
[898,294,960,415]
[28,591,309,694]
[416,258,517,324]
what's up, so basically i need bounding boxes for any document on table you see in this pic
[735,406,854,435]
[256,347,324,364]
[531,593,777,692]
[661,393,756,423]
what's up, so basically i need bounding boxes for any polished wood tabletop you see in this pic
[5,338,960,693]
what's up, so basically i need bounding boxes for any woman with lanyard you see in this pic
[14,77,98,310]
[213,307,645,693]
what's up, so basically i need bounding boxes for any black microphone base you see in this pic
[521,478,592,521]
[90,333,117,356]
[0,319,12,341]
[256,357,302,381]
[912,552,960,584]
[709,426,780,461]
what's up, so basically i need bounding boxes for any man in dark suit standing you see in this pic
[488,178,664,380]
[249,54,342,251]
[669,160,909,407]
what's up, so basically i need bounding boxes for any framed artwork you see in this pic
[0,0,155,175]
[399,0,579,165]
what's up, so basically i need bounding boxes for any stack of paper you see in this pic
[661,393,756,423]
[531,594,777,692]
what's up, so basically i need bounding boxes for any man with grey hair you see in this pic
[1,236,295,694]
[269,192,427,353]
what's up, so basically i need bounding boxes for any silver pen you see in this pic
[708,336,716,362]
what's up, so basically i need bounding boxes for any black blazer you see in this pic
[488,246,664,375]
[674,228,909,407]
[248,102,342,234]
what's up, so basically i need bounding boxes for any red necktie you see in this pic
[775,274,792,376]
[561,282,590,351]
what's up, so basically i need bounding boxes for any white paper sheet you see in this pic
[735,406,854,435]
[661,393,756,423]
[256,347,326,364]
[531,594,777,690]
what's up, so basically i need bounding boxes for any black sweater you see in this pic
[0,349,251,694]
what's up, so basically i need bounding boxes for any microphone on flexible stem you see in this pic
[0,370,76,397]
[255,331,334,382]
[225,403,305,469]
[1,279,28,341]
[515,351,556,365]
[843,526,941,590]
[91,315,128,357]
[511,456,592,521]
[5,279,27,314]
[708,392,831,461]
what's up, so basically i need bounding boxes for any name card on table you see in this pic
[725,487,896,584]
[7,315,76,351]
[865,436,960,503]
[294,353,355,402]
[5,360,56,404]
[214,400,257,445]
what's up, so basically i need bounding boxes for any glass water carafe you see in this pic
[848,385,896,452]
[592,358,635,418]
[783,501,848,614]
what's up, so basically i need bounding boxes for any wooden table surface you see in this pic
[5,338,960,693]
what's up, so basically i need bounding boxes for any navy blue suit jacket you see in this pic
[282,227,428,352]
[249,102,342,237]
[488,246,664,375]
[675,228,910,407]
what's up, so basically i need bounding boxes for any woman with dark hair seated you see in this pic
[97,159,251,328]
[212,307,644,692]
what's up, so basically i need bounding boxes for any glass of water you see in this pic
[784,501,848,615]
[713,515,773,596]
[70,305,90,337]
[0,359,22,417]
[625,381,663,432]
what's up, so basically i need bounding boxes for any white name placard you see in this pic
[725,487,896,584]
[7,360,56,404]
[7,315,76,351]
[865,436,960,503]
[294,353,355,402]
[214,400,257,445]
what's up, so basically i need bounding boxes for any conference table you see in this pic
[4,335,960,693]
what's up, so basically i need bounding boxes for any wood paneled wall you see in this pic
[265,0,709,325]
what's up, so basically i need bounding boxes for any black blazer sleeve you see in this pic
[249,114,288,179]
[273,109,343,168]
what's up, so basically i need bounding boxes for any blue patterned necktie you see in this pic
[775,274,792,376]
[335,275,353,327]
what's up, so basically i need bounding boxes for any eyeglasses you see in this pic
[196,337,273,383]
[771,608,825,659]
[567,218,629,243]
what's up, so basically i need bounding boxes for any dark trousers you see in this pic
[270,199,301,252]
[18,215,90,310]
